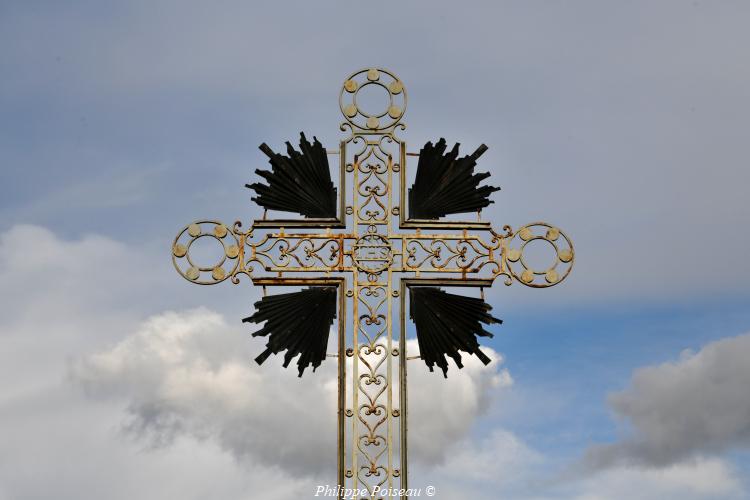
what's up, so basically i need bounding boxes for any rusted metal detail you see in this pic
[408,286,501,377]
[243,286,338,377]
[408,139,499,220]
[171,68,577,500]
[248,132,337,218]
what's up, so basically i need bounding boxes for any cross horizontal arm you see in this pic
[172,220,574,288]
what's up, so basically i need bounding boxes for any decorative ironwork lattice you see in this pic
[171,68,575,499]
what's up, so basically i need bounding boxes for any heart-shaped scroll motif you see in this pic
[358,373,388,433]
[357,464,389,495]
[357,432,388,470]
[358,343,387,376]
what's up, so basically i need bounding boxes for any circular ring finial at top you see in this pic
[172,221,241,285]
[504,222,574,288]
[340,68,406,131]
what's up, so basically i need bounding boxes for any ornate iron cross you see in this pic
[171,68,574,499]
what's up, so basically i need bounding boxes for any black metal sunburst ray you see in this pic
[247,132,337,218]
[243,287,337,377]
[409,138,500,220]
[409,287,501,377]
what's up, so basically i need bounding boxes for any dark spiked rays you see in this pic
[409,138,499,219]
[409,287,501,377]
[247,133,337,218]
[243,287,337,377]
[244,134,501,376]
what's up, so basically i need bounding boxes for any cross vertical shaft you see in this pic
[346,121,402,497]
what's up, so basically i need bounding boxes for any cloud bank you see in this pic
[72,308,511,475]
[585,333,750,468]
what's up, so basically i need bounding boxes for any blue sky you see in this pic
[2,1,750,499]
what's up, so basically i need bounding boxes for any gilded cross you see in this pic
[171,68,574,499]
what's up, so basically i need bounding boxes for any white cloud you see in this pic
[407,340,512,465]
[570,458,744,500]
[1,221,747,499]
[0,224,513,498]
[0,224,163,397]
[416,429,542,499]
[411,431,746,500]
[584,333,750,468]
[0,224,170,328]
[72,310,512,475]
[0,225,310,499]
[72,307,339,475]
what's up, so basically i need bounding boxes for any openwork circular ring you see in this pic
[505,222,574,288]
[172,220,241,285]
[340,68,406,131]
[352,233,393,279]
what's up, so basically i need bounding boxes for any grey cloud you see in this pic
[73,308,337,475]
[2,2,750,303]
[0,225,312,500]
[568,457,744,500]
[584,333,750,469]
[72,308,511,475]
[0,223,514,498]
[0,222,745,500]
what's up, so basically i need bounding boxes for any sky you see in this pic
[1,1,750,499]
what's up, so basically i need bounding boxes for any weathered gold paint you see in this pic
[170,69,575,499]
